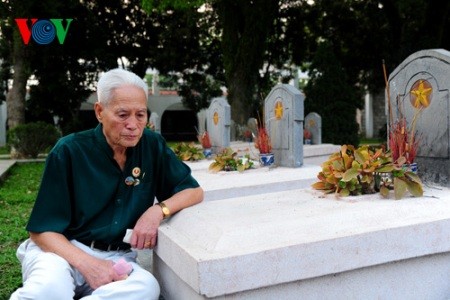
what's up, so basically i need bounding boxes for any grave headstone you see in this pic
[230,120,236,141]
[388,49,450,187]
[197,109,207,134]
[264,84,304,167]
[149,112,160,133]
[247,117,258,139]
[207,97,231,153]
[305,112,322,145]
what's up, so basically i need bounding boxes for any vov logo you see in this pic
[15,19,73,45]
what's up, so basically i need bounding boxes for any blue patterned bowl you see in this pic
[259,153,274,166]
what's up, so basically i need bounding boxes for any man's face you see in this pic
[95,85,148,149]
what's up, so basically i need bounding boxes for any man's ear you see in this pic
[94,102,103,122]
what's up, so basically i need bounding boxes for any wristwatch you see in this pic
[157,202,171,219]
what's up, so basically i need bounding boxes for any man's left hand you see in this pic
[130,205,164,249]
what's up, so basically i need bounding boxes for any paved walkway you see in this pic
[0,159,16,181]
[0,156,46,182]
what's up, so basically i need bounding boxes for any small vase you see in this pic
[203,148,212,158]
[403,162,418,174]
[304,139,311,145]
[375,172,393,191]
[259,153,274,167]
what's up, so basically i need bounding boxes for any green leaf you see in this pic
[348,182,356,191]
[376,165,394,173]
[339,188,350,197]
[342,168,358,182]
[354,149,366,164]
[332,160,344,171]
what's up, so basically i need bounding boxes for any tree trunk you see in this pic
[227,71,252,126]
[6,38,30,129]
[215,0,278,126]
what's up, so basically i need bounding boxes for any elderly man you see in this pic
[10,68,203,300]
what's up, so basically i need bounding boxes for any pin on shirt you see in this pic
[132,167,141,178]
[125,167,142,186]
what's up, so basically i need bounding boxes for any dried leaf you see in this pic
[380,185,390,198]
[396,156,407,165]
[394,177,407,200]
[406,181,424,197]
[404,172,422,184]
[311,181,328,190]
[208,163,223,173]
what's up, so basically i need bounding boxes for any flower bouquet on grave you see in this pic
[208,147,253,172]
[378,106,424,199]
[254,126,274,167]
[311,144,423,200]
[243,129,253,142]
[388,115,419,168]
[304,128,312,144]
[197,131,212,158]
[376,61,424,198]
[383,61,426,173]
[172,142,205,161]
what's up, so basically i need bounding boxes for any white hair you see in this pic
[96,68,148,105]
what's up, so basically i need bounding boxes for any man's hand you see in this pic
[81,257,128,289]
[130,205,164,249]
[29,232,128,290]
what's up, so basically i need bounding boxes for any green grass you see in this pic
[359,137,385,146]
[0,146,9,155]
[0,162,45,299]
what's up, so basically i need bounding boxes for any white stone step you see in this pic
[186,160,321,201]
[153,185,450,299]
[184,143,339,201]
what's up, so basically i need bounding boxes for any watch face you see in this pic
[159,203,170,218]
[162,207,170,216]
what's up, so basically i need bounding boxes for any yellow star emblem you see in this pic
[410,80,431,108]
[274,101,283,119]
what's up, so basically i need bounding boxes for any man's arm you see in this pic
[130,186,203,249]
[29,232,126,289]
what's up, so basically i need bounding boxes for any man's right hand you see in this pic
[29,232,127,290]
[80,256,127,289]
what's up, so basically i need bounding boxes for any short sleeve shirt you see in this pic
[26,124,200,245]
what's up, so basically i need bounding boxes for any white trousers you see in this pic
[9,239,160,300]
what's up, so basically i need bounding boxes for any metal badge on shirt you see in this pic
[125,167,144,186]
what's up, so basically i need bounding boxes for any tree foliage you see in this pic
[1,0,175,133]
[142,0,279,125]
[304,42,361,146]
[4,0,450,142]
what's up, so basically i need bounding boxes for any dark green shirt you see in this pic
[27,124,199,245]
